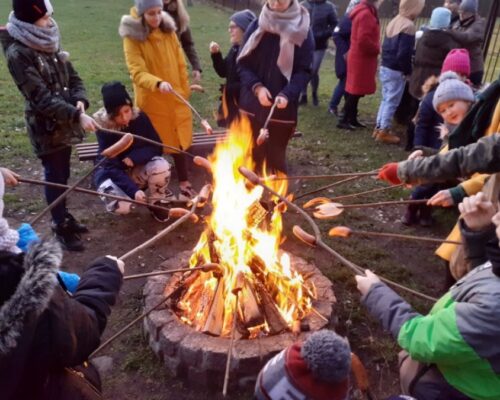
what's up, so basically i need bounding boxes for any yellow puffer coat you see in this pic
[120,8,192,152]
[436,100,500,262]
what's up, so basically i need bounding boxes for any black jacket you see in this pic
[0,241,123,400]
[1,28,89,157]
[211,45,241,127]
[301,0,338,50]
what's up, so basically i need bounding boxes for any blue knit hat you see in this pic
[460,0,478,13]
[230,9,256,32]
[433,71,475,111]
[135,0,163,16]
[429,7,451,29]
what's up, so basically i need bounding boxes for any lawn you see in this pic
[0,1,453,399]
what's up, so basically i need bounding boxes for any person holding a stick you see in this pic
[355,192,500,400]
[237,0,314,174]
[93,82,172,222]
[120,0,196,201]
[1,0,98,252]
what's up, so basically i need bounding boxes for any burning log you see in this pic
[240,280,265,328]
[254,281,288,334]
[202,277,225,336]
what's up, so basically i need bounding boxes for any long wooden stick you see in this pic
[273,171,379,181]
[329,183,406,202]
[18,177,184,211]
[222,289,241,397]
[295,175,363,201]
[171,89,204,122]
[123,264,220,281]
[338,199,428,209]
[335,227,462,245]
[238,167,438,303]
[119,199,199,261]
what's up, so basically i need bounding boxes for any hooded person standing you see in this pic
[337,0,380,131]
[449,0,486,87]
[119,0,196,201]
[373,0,425,145]
[237,0,314,174]
[1,0,98,252]
[209,9,256,128]
[444,0,462,26]
[162,0,202,83]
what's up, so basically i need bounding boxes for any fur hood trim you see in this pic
[422,75,440,97]
[0,240,62,354]
[119,8,177,42]
[93,107,141,130]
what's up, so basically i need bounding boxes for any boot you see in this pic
[299,93,308,106]
[312,92,319,106]
[65,212,89,234]
[375,130,401,144]
[372,128,382,138]
[336,120,355,130]
[52,221,84,252]
[148,200,171,223]
[350,119,367,128]
[418,204,434,227]
[401,204,419,226]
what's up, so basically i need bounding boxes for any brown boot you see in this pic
[372,128,382,138]
[375,130,401,144]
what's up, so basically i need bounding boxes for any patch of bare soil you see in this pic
[5,149,453,400]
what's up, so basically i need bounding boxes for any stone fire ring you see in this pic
[143,250,336,389]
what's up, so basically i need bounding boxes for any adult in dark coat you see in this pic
[0,240,124,400]
[299,0,337,106]
[237,0,314,174]
[338,0,380,130]
[444,0,462,26]
[210,10,256,127]
[1,0,98,252]
[163,0,202,82]
[449,0,486,87]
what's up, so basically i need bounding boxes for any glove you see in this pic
[16,223,39,252]
[377,163,401,185]
[58,271,81,293]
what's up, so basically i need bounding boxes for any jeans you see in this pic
[376,66,406,130]
[39,146,72,224]
[302,49,326,96]
[329,75,346,110]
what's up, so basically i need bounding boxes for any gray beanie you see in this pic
[459,0,478,13]
[230,9,256,33]
[433,71,475,111]
[135,0,163,15]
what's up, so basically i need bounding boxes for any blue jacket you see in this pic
[332,14,351,79]
[301,0,338,50]
[238,19,314,124]
[93,109,162,198]
[381,32,415,75]
[414,88,443,149]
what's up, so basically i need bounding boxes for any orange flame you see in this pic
[177,117,313,337]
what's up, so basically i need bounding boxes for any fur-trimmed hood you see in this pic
[119,7,177,42]
[0,240,62,354]
[93,106,141,130]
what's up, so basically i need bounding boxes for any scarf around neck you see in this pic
[6,12,60,53]
[237,0,310,81]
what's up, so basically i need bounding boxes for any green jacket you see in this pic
[362,224,500,399]
[1,30,88,157]
[398,133,500,186]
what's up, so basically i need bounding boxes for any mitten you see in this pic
[378,163,401,185]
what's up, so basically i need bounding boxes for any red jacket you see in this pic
[345,1,380,95]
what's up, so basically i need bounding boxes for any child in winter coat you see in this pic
[237,0,314,174]
[93,82,172,222]
[120,0,196,201]
[402,50,472,227]
[1,0,98,252]
[373,0,424,145]
[209,9,256,128]
[355,192,500,400]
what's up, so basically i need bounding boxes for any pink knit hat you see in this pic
[441,48,471,78]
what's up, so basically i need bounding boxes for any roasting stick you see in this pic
[294,175,363,201]
[256,100,279,146]
[238,167,438,303]
[273,171,379,181]
[222,272,245,397]
[29,133,134,227]
[123,263,220,281]
[329,183,406,202]
[171,89,213,134]
[18,177,184,211]
[90,197,204,358]
[329,226,463,245]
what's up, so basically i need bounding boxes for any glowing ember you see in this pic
[174,118,314,337]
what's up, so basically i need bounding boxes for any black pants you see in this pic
[341,92,362,124]
[249,117,295,174]
[404,95,420,151]
[39,146,72,224]
[171,152,189,182]
[469,71,484,87]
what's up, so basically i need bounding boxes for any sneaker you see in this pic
[336,121,356,131]
[52,221,85,252]
[375,131,401,144]
[328,107,339,117]
[149,200,171,223]
[65,212,89,234]
[312,92,319,106]
[299,94,308,106]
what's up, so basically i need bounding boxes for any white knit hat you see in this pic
[0,173,21,254]
[433,71,475,111]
